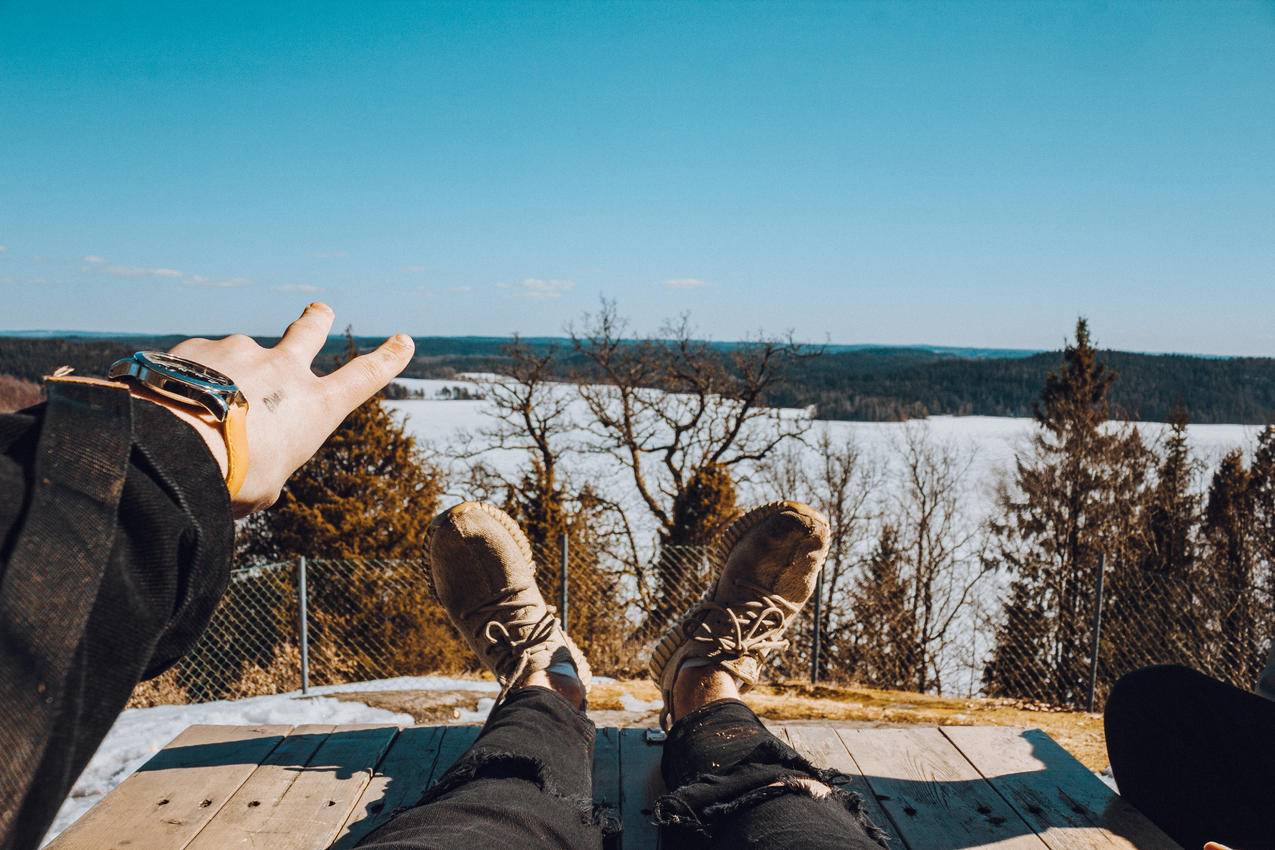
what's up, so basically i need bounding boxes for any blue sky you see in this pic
[1,1,1272,354]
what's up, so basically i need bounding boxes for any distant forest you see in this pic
[2,333,1273,424]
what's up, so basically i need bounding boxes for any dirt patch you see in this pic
[331,678,1108,771]
[323,689,494,723]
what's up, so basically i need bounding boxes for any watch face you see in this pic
[137,351,238,391]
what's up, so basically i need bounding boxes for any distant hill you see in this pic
[1,332,1271,424]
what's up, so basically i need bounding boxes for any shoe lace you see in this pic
[480,606,560,711]
[658,596,791,731]
[690,596,791,658]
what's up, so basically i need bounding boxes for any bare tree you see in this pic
[888,422,988,693]
[569,300,818,627]
[758,431,880,680]
[570,300,815,540]
[478,336,576,494]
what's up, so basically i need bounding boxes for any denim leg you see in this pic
[356,686,616,850]
[654,699,887,850]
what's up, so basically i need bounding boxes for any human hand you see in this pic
[148,303,414,517]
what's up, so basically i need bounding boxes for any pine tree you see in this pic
[844,525,919,690]
[1251,426,1275,601]
[1109,407,1203,673]
[1202,449,1263,682]
[649,462,739,630]
[984,318,1153,705]
[502,463,629,670]
[237,338,459,680]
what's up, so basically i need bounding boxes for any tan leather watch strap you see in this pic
[223,402,249,499]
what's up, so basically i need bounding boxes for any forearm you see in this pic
[0,388,234,848]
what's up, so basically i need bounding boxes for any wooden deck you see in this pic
[48,723,1179,849]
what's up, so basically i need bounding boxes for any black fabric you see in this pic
[356,686,614,850]
[656,699,887,850]
[0,391,234,850]
[1105,664,1275,850]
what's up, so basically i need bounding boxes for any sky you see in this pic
[0,1,1273,355]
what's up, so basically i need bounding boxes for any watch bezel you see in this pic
[108,351,245,422]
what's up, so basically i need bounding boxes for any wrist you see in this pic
[127,385,231,481]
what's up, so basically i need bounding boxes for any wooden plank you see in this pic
[187,724,398,850]
[184,724,336,849]
[426,725,482,785]
[839,726,1046,850]
[619,728,663,850]
[330,725,448,849]
[783,725,906,848]
[941,726,1180,850]
[47,724,291,850]
[593,727,622,823]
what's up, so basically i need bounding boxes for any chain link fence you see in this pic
[129,542,1273,714]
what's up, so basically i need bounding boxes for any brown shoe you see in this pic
[649,500,830,729]
[425,501,591,707]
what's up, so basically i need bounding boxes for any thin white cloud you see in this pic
[448,285,474,293]
[104,264,184,279]
[82,256,252,289]
[512,278,575,300]
[401,264,427,274]
[313,250,348,259]
[664,277,710,289]
[273,283,322,294]
[0,245,8,254]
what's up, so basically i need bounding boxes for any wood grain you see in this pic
[330,725,447,849]
[184,724,337,849]
[782,724,906,848]
[941,726,1180,850]
[840,726,1046,850]
[47,724,291,850]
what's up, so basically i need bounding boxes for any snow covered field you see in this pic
[390,377,1260,536]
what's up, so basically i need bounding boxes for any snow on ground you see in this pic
[390,375,1261,546]
[619,693,663,713]
[43,677,494,846]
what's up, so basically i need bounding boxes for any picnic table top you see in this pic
[47,722,1180,850]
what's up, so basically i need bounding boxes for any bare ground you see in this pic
[323,677,1109,771]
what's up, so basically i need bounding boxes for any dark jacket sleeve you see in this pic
[0,385,233,850]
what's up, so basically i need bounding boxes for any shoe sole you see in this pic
[423,501,537,606]
[647,500,826,689]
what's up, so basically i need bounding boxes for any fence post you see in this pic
[297,556,310,695]
[1086,552,1106,713]
[811,570,823,685]
[559,532,569,634]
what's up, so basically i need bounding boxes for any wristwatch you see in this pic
[107,351,250,498]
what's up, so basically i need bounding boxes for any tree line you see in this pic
[4,327,1274,422]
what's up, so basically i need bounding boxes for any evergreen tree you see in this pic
[844,526,919,690]
[648,462,739,632]
[1107,407,1204,673]
[984,319,1153,705]
[1251,426,1275,601]
[237,338,459,680]
[502,463,629,670]
[1202,449,1263,682]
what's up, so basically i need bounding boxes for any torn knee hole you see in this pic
[770,776,833,799]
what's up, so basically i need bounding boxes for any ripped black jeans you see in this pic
[356,688,885,850]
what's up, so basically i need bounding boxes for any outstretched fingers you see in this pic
[275,302,336,361]
[324,334,415,415]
